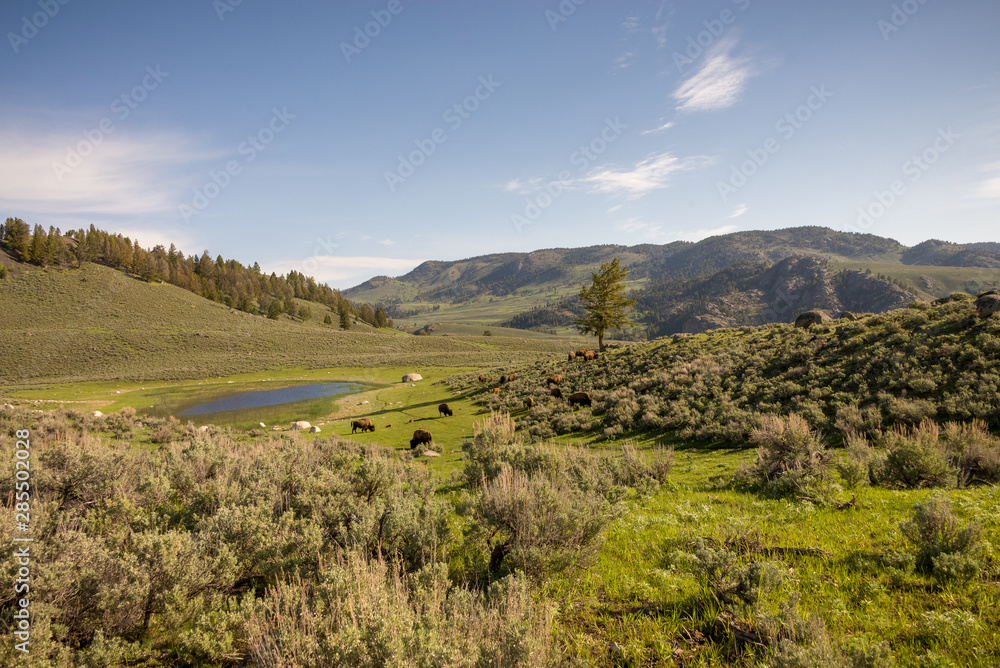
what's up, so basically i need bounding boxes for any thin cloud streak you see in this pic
[673,36,753,112]
[0,127,215,217]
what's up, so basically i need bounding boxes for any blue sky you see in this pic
[1,0,998,288]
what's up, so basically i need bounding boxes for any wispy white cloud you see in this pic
[652,23,669,48]
[673,36,753,112]
[614,52,637,70]
[614,219,738,243]
[0,127,215,219]
[502,177,547,194]
[728,203,749,218]
[576,152,708,198]
[264,255,426,288]
[622,15,640,31]
[675,224,738,242]
[972,161,1000,198]
[616,218,663,239]
[641,121,675,135]
[502,152,710,201]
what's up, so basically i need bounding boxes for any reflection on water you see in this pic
[176,382,362,416]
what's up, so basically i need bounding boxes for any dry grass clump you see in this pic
[735,414,833,497]
[247,551,556,668]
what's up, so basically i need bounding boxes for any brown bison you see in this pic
[524,396,535,408]
[351,418,375,433]
[551,387,563,399]
[410,428,433,449]
[547,374,563,386]
[507,374,516,382]
[568,351,576,361]
[499,375,508,384]
[584,351,595,361]
[438,403,453,417]
[576,348,589,358]
[478,373,487,383]
[568,391,592,408]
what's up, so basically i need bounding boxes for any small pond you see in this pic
[176,382,363,416]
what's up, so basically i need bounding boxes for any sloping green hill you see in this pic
[0,263,574,385]
[460,295,1000,442]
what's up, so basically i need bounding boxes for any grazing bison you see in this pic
[507,374,516,382]
[410,428,433,449]
[584,351,595,361]
[524,396,535,408]
[568,351,576,361]
[568,391,592,408]
[576,348,589,358]
[551,388,563,399]
[351,419,375,433]
[499,375,508,384]
[478,373,487,383]
[438,403,453,417]
[547,374,563,386]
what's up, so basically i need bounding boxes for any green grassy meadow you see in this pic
[3,261,1000,666]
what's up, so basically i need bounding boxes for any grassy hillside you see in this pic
[461,296,1000,444]
[0,263,576,385]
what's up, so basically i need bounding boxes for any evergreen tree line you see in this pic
[0,217,391,328]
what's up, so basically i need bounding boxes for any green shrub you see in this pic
[930,552,980,587]
[900,494,981,575]
[735,414,832,496]
[877,422,956,489]
[467,466,611,580]
[940,419,1000,485]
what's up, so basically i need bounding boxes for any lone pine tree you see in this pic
[575,257,635,351]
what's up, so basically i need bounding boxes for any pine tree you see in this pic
[339,306,351,330]
[28,225,46,265]
[575,257,636,351]
[374,307,388,328]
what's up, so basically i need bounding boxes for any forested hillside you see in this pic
[0,217,390,328]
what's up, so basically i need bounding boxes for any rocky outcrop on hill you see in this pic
[638,256,916,337]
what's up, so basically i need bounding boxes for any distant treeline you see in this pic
[0,217,391,328]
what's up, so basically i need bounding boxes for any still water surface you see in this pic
[176,382,362,416]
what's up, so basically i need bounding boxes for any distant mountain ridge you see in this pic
[345,226,1000,337]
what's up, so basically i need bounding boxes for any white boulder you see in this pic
[291,421,312,430]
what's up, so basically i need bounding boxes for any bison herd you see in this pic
[473,350,598,412]
[568,348,597,362]
[348,348,599,452]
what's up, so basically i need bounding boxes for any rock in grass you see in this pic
[309,426,321,433]
[290,421,311,430]
[976,293,1000,319]
[93,411,103,417]
[795,310,831,329]
[402,373,423,382]
[422,450,441,457]
[259,422,266,428]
